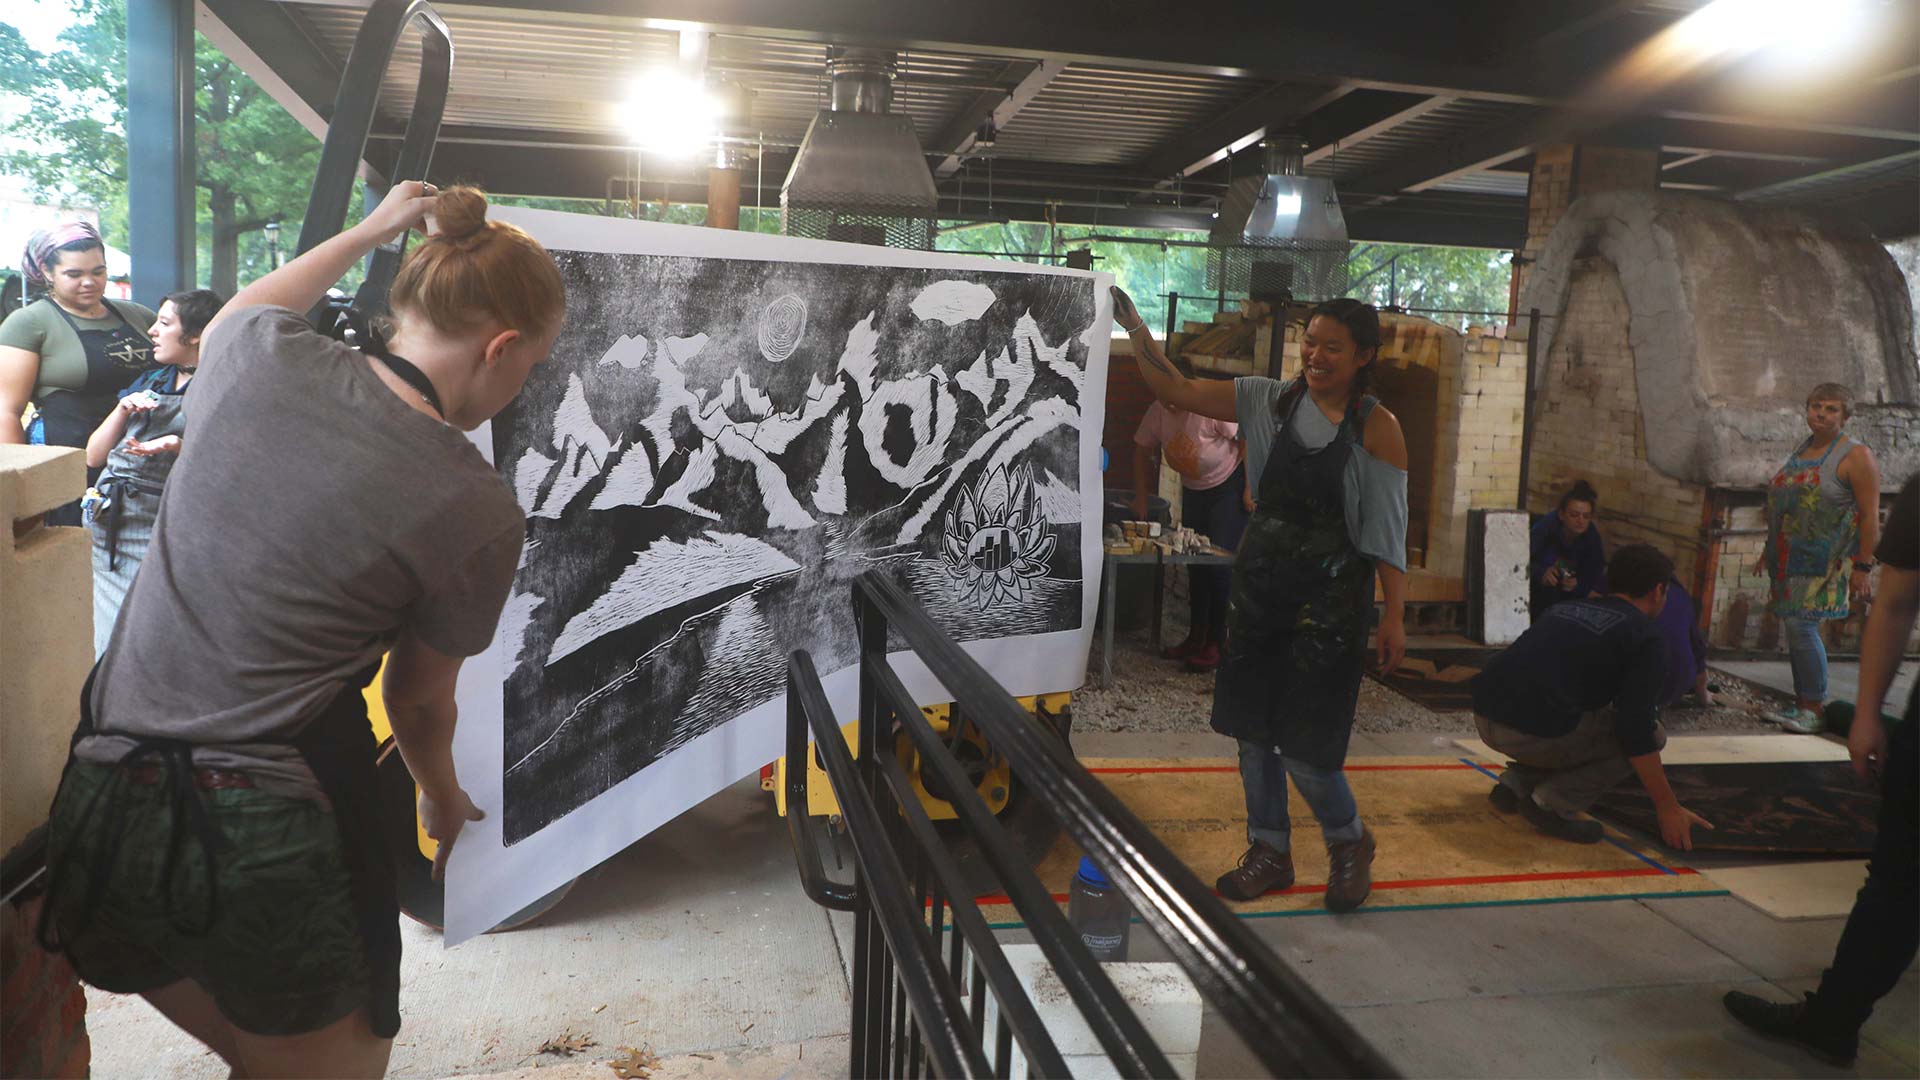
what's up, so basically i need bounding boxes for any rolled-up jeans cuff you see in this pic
[1248,825,1291,853]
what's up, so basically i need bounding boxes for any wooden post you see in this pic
[706,166,742,230]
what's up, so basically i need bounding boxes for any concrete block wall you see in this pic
[1,445,94,1080]
[1525,257,1710,587]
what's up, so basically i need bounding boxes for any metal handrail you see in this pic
[789,570,1399,1078]
[785,652,987,1077]
[293,0,452,314]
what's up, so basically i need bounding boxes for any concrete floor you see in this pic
[84,729,1918,1079]
[1714,658,1919,716]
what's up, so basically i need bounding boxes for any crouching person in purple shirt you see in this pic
[1469,543,1713,849]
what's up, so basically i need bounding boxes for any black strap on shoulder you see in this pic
[319,302,443,418]
[1273,377,1309,425]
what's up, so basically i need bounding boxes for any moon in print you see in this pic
[757,293,808,363]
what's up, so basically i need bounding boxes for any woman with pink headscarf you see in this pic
[0,222,157,524]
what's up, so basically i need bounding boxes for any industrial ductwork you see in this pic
[1206,138,1350,300]
[781,49,939,248]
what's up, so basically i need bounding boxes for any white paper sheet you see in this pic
[447,208,1111,943]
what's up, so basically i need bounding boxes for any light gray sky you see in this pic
[2,0,73,53]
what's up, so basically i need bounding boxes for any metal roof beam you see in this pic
[196,0,340,137]
[1734,149,1920,204]
[1138,82,1353,182]
[1339,110,1561,203]
[1303,93,1456,165]
[929,58,1068,178]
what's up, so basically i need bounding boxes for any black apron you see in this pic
[1210,384,1377,770]
[96,367,191,571]
[35,300,154,525]
[39,663,404,1039]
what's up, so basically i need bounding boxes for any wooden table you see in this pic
[1096,545,1236,688]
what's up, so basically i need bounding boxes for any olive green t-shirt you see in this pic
[0,298,157,398]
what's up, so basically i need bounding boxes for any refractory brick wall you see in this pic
[1525,256,1709,586]
[1180,310,1528,576]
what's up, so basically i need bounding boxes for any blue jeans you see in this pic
[1782,615,1828,703]
[1237,740,1364,851]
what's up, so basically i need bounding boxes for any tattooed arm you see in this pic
[1110,287,1237,422]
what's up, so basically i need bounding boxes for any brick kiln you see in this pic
[1519,190,1920,651]
[1168,306,1530,593]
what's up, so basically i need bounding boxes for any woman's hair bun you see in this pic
[432,186,490,242]
[1566,479,1599,504]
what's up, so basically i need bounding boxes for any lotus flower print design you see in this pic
[941,464,1057,608]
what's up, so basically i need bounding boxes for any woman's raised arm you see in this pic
[1111,287,1237,423]
[205,181,439,339]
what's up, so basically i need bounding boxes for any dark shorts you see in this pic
[44,761,372,1036]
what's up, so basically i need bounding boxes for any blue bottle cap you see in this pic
[1075,854,1110,888]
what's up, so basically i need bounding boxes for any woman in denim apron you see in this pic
[83,289,223,656]
[0,222,156,524]
[1758,382,1882,734]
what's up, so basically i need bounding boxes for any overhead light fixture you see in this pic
[622,70,719,158]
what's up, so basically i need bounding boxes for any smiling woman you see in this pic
[0,220,158,523]
[1111,285,1410,914]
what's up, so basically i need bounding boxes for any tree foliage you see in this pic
[3,0,323,297]
[1345,243,1514,328]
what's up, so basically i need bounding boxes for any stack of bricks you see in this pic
[1524,256,1709,585]
[1427,328,1531,578]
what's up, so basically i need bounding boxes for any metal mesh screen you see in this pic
[1206,239,1351,300]
[782,207,933,250]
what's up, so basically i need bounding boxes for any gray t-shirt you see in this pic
[1235,376,1409,572]
[79,305,525,797]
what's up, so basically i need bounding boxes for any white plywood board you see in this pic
[1455,733,1849,765]
[1702,861,1870,921]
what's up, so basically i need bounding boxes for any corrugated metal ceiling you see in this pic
[288,3,1273,167]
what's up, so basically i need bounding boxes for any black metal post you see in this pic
[1162,290,1178,345]
[293,0,452,313]
[1517,306,1541,511]
[126,0,195,305]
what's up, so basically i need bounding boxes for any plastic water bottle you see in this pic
[1067,855,1131,961]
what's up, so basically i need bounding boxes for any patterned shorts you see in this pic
[44,762,373,1036]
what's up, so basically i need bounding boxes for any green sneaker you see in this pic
[1764,706,1824,734]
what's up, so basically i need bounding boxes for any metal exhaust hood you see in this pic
[1206,137,1350,299]
[781,50,939,246]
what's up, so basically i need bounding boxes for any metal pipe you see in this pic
[1516,307,1541,511]
[827,49,895,114]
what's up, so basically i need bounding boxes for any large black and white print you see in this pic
[493,246,1096,844]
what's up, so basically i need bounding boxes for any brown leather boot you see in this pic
[1323,826,1375,913]
[1215,841,1294,901]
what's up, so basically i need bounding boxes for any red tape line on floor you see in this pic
[1084,763,1495,774]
